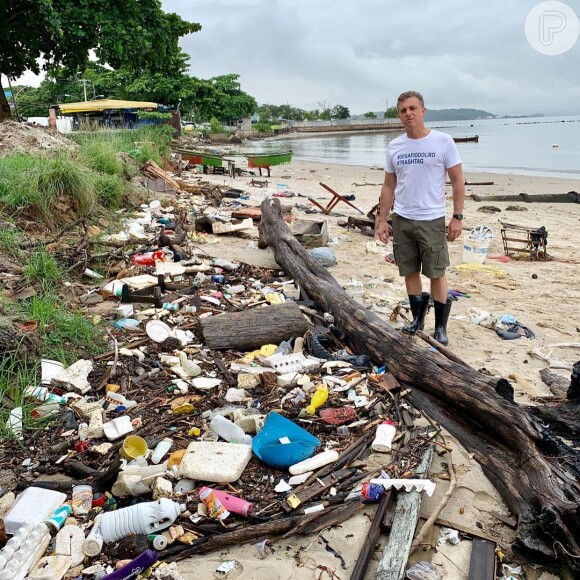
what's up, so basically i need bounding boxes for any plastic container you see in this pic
[252,412,320,469]
[100,549,158,580]
[151,438,173,464]
[99,499,185,544]
[148,534,167,551]
[462,225,493,264]
[289,450,340,476]
[199,487,253,517]
[24,386,67,406]
[44,505,71,534]
[121,435,149,461]
[40,359,65,385]
[305,385,328,415]
[199,488,229,520]
[6,407,22,438]
[82,516,104,557]
[371,421,396,453]
[209,415,252,445]
[71,485,93,516]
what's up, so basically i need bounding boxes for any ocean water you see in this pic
[246,116,580,179]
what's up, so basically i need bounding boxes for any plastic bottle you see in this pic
[199,487,253,517]
[83,515,104,557]
[305,385,328,415]
[99,498,186,544]
[24,386,67,405]
[151,438,173,464]
[100,549,158,580]
[209,415,252,445]
[371,421,396,453]
[289,450,340,476]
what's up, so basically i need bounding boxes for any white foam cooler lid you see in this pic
[4,487,67,534]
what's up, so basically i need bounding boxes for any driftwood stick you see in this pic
[410,435,457,553]
[415,330,474,369]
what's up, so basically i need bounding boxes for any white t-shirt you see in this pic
[385,130,461,221]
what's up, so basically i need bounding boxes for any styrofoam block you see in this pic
[4,487,66,534]
[27,555,72,580]
[55,525,85,566]
[179,441,252,483]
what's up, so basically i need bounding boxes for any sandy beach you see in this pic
[177,159,579,580]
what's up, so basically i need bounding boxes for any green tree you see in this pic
[209,74,257,123]
[331,104,350,119]
[364,111,377,119]
[385,106,399,118]
[0,0,201,120]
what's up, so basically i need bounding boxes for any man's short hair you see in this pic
[397,91,425,109]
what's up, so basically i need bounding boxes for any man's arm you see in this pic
[447,163,465,242]
[375,172,396,244]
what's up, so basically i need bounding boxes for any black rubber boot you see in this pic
[402,293,430,334]
[433,299,452,345]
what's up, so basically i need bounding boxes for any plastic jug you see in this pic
[209,415,252,445]
[305,385,328,415]
[371,421,396,452]
[99,498,185,544]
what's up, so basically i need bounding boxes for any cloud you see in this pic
[165,0,580,114]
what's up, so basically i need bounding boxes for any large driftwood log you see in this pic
[258,198,580,574]
[197,301,308,350]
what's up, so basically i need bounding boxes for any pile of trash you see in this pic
[0,167,437,579]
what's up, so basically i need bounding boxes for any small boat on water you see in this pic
[453,135,479,143]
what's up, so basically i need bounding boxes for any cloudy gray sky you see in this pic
[12,0,580,116]
[164,0,580,116]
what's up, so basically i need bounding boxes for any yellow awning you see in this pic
[59,99,158,114]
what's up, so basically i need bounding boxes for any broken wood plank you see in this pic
[375,443,434,580]
[468,538,496,580]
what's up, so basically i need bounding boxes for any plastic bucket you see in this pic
[462,239,491,264]
[252,412,320,469]
[462,225,493,264]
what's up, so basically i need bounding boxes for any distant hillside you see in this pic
[425,108,495,121]
[352,108,495,121]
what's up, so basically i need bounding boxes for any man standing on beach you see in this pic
[375,91,465,345]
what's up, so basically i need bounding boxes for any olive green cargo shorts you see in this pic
[391,214,449,279]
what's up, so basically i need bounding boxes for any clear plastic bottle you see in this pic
[209,415,252,445]
[99,498,186,544]
[371,421,396,452]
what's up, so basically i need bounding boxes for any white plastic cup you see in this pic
[371,421,397,453]
[71,485,93,515]
[40,359,65,385]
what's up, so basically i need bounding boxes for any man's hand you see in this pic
[375,221,391,244]
[447,217,463,242]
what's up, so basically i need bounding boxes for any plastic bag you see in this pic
[406,561,438,580]
[308,247,337,267]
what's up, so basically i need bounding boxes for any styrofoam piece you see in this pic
[190,377,222,390]
[111,462,168,498]
[212,218,254,234]
[152,477,174,500]
[0,521,51,580]
[51,359,93,394]
[40,359,65,385]
[179,441,252,483]
[55,525,85,566]
[4,488,66,534]
[368,478,437,497]
[289,450,339,475]
[146,320,172,343]
[155,262,186,276]
[277,372,307,387]
[264,352,320,374]
[288,472,313,485]
[102,416,134,441]
[118,274,158,290]
[230,362,272,375]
